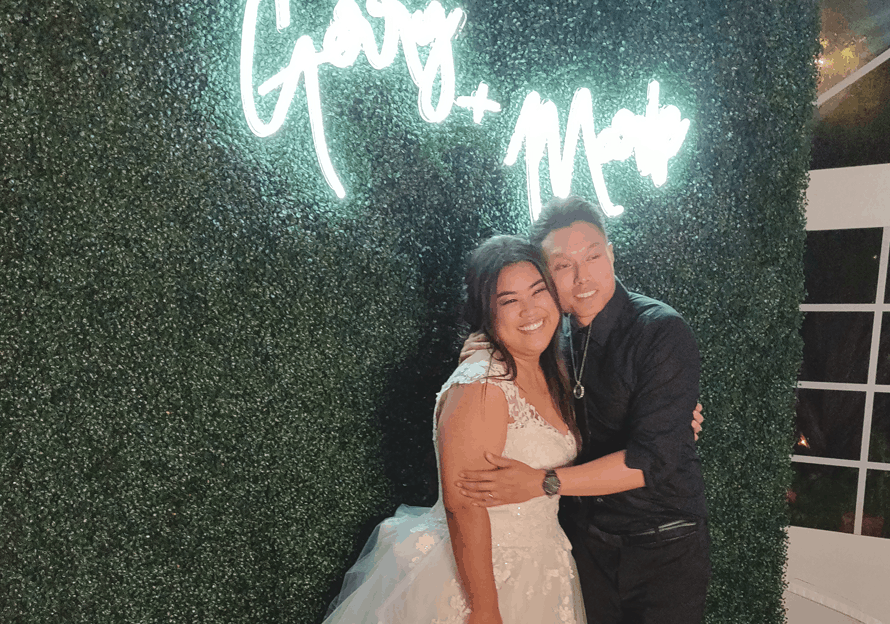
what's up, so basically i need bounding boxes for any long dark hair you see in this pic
[462,235,579,443]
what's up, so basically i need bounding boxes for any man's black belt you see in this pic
[587,519,701,547]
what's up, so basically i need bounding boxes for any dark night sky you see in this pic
[811,0,890,170]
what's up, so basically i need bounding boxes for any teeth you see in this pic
[519,320,544,331]
[576,290,596,299]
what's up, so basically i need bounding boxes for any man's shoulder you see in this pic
[622,290,700,370]
[624,289,686,327]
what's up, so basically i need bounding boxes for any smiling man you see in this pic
[458,196,710,624]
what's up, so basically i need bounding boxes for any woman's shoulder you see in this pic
[435,352,512,432]
[434,351,515,432]
[442,350,510,391]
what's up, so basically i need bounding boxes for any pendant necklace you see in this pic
[571,323,593,400]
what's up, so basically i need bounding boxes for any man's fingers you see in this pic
[472,499,498,508]
[465,490,499,506]
[483,452,515,468]
[469,330,488,343]
[467,332,490,349]
[459,488,492,500]
[456,479,492,492]
[458,469,497,481]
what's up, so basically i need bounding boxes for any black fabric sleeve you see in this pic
[623,314,701,497]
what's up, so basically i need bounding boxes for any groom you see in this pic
[457,196,710,624]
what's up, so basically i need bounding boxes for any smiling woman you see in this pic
[321,235,583,624]
[491,262,560,368]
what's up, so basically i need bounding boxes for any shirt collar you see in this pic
[571,279,628,346]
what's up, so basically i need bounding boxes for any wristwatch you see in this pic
[542,469,561,497]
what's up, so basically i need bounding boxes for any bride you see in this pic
[323,234,585,624]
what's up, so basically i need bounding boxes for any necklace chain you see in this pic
[571,324,592,399]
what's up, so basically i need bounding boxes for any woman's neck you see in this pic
[512,354,545,388]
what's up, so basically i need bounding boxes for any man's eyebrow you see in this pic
[550,242,602,259]
[496,279,545,298]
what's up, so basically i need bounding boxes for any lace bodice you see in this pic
[431,355,577,550]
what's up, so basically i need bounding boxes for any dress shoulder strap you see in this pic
[436,352,510,401]
[432,353,514,442]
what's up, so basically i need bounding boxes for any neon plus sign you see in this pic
[455,82,501,123]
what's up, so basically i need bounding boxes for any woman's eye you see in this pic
[534,287,549,296]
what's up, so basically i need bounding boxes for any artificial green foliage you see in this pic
[1,1,817,623]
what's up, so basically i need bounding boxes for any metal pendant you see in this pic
[573,382,585,400]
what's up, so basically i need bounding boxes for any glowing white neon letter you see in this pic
[505,80,689,220]
[505,89,623,220]
[322,0,464,122]
[241,0,346,197]
[633,81,690,187]
[241,0,465,198]
[400,1,464,122]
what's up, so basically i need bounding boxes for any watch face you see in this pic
[543,473,560,496]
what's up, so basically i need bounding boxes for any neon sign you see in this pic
[240,0,690,219]
[505,81,689,217]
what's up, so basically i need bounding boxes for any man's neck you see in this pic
[573,313,595,328]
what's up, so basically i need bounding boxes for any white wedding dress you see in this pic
[322,355,585,624]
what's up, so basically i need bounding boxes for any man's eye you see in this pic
[534,287,549,296]
[553,263,569,271]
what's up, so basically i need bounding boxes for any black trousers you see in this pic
[566,521,710,624]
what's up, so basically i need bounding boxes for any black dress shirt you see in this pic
[562,280,707,534]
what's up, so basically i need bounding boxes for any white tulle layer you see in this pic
[323,503,585,624]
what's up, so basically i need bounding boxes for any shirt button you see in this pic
[596,497,604,503]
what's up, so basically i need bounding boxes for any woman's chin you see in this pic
[503,336,551,360]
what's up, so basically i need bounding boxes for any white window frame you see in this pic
[797,163,890,536]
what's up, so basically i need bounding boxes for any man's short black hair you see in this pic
[528,195,609,249]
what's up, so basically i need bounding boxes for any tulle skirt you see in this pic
[323,503,585,624]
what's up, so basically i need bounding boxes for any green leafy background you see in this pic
[1,0,818,622]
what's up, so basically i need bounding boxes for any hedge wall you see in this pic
[1,1,818,623]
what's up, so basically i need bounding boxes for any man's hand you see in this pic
[459,331,493,364]
[693,402,703,441]
[456,452,544,507]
